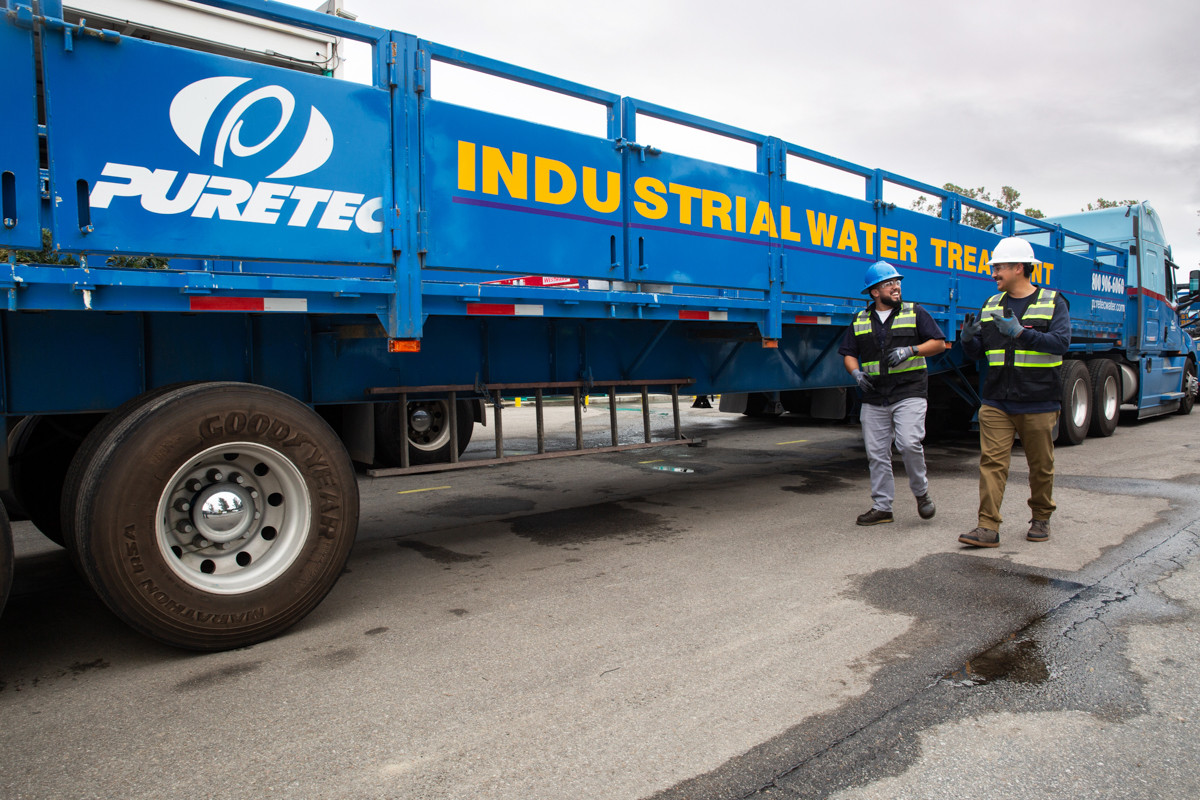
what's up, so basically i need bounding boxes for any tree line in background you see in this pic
[910,183,1140,231]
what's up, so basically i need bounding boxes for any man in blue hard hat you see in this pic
[839,261,945,526]
[957,236,1071,547]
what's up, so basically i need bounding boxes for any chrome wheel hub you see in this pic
[157,442,310,594]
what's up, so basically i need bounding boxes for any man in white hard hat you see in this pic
[839,261,945,526]
[957,236,1071,547]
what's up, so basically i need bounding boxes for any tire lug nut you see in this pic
[174,498,191,513]
[230,473,246,485]
[186,479,203,493]
[206,468,224,483]
[176,521,195,534]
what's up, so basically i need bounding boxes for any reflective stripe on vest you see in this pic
[861,356,928,375]
[853,304,918,334]
[982,289,1058,322]
[854,303,926,375]
[986,350,1062,368]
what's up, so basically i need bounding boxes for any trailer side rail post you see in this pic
[493,390,504,458]
[535,388,545,454]
[641,385,651,443]
[448,390,459,463]
[399,392,410,470]
[671,384,681,440]
[573,387,583,450]
[609,386,619,446]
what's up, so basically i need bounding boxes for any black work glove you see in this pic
[961,312,981,340]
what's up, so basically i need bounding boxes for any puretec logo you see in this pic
[169,76,332,179]
[89,77,383,234]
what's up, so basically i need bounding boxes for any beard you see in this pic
[879,294,901,309]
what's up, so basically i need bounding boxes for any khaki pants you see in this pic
[978,405,1058,531]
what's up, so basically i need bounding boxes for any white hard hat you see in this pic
[988,236,1040,265]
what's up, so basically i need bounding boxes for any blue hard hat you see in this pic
[862,261,902,294]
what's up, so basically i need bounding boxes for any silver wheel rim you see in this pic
[1101,375,1119,421]
[408,399,451,452]
[156,442,310,594]
[1070,379,1089,428]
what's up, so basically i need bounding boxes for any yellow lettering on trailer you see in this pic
[837,218,860,253]
[582,167,620,213]
[750,201,777,237]
[534,157,576,205]
[930,237,947,266]
[735,196,747,233]
[1031,262,1054,283]
[701,190,733,231]
[962,244,978,273]
[978,250,991,275]
[879,226,899,260]
[899,231,917,263]
[807,211,838,247]
[457,140,476,191]
[947,241,963,270]
[780,206,802,242]
[669,183,702,225]
[858,222,877,255]
[482,146,527,199]
[634,176,668,219]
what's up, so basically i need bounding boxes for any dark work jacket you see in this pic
[977,289,1066,404]
[851,302,928,405]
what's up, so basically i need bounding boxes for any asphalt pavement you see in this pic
[2,401,1199,800]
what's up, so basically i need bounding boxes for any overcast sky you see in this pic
[330,0,1199,277]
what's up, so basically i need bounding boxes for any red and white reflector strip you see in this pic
[483,275,581,289]
[678,310,728,321]
[466,303,544,316]
[794,315,832,324]
[189,297,308,312]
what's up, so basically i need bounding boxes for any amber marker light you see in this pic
[387,339,421,353]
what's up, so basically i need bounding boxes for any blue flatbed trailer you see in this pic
[0,0,1195,648]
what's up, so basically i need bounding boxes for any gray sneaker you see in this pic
[959,527,999,548]
[916,493,936,520]
[1027,519,1050,542]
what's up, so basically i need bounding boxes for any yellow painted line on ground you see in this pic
[396,485,452,495]
[776,439,809,445]
[639,459,665,464]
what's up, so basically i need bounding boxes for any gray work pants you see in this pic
[860,397,929,512]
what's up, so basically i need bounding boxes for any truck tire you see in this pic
[1056,360,1092,446]
[374,398,474,466]
[0,503,12,619]
[7,413,104,546]
[1177,359,1197,415]
[743,392,783,417]
[66,382,358,651]
[1086,359,1120,437]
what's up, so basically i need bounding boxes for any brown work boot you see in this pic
[856,508,894,526]
[1027,519,1050,542]
[959,527,999,548]
[916,493,936,520]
